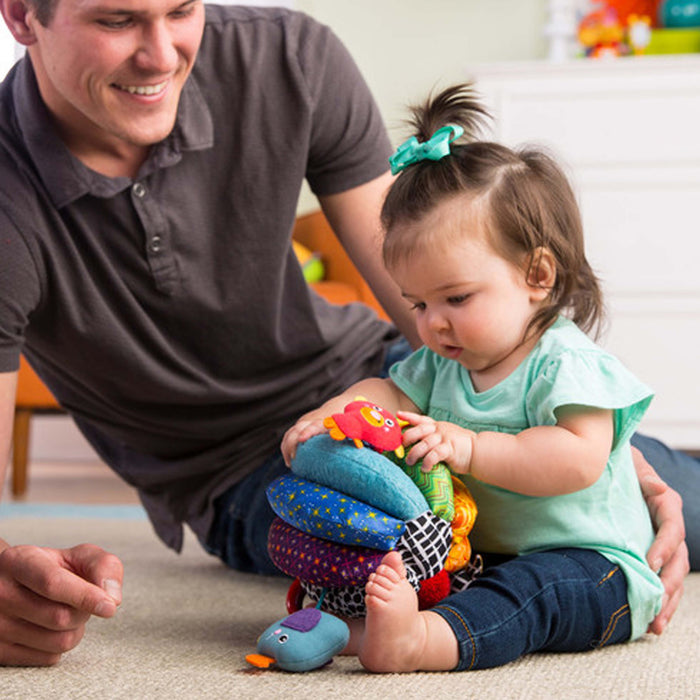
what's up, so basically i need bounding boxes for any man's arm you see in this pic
[632,446,689,634]
[0,371,123,666]
[318,171,421,349]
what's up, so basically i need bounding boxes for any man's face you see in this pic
[26,0,205,158]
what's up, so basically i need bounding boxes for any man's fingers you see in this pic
[0,641,62,667]
[639,474,666,499]
[647,540,689,635]
[7,546,120,617]
[64,545,124,608]
[0,614,86,656]
[0,576,90,631]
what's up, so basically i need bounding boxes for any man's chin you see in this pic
[117,119,177,148]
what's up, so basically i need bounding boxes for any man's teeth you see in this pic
[118,81,167,95]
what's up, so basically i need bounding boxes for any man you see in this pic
[0,0,690,667]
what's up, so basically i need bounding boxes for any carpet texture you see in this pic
[1,514,697,699]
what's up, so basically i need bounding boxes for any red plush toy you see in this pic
[323,397,408,458]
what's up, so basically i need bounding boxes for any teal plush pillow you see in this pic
[267,474,405,550]
[291,435,428,521]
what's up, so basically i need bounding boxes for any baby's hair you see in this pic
[382,83,604,337]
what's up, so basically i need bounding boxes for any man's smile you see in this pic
[112,80,169,96]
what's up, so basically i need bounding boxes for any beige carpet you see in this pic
[1,513,697,699]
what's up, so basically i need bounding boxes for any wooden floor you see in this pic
[2,460,141,505]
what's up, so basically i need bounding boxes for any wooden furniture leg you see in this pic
[11,408,31,498]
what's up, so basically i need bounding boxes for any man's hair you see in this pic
[28,0,56,26]
[382,83,604,337]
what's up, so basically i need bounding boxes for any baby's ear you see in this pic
[526,246,556,299]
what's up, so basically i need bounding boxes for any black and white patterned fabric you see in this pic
[301,511,453,618]
[449,553,484,593]
[395,511,452,588]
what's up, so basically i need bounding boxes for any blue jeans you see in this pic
[432,548,631,671]
[631,434,700,570]
[203,336,413,573]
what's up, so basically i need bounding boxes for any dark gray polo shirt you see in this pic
[0,5,395,550]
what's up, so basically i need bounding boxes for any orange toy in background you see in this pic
[605,0,661,25]
[578,3,656,56]
[578,5,627,56]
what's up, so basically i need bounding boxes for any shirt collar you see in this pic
[14,57,214,209]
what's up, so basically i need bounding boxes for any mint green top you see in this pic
[390,316,663,639]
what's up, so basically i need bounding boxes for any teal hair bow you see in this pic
[389,125,464,175]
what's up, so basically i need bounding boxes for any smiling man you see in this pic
[14,0,204,175]
[0,0,691,668]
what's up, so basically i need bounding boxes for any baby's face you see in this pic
[389,197,548,390]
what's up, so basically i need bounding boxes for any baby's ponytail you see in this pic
[382,83,604,337]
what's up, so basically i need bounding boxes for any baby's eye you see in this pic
[409,302,426,311]
[447,294,470,305]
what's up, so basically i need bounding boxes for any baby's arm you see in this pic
[399,405,613,497]
[281,377,419,465]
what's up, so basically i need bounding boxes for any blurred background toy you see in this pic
[658,0,700,27]
[578,4,628,56]
[627,13,653,52]
[292,240,325,284]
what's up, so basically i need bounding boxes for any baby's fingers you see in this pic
[401,421,436,450]
[396,410,432,426]
[281,420,325,465]
[406,431,444,468]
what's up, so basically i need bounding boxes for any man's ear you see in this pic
[526,246,557,300]
[1,0,39,46]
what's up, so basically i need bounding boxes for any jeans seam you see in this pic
[597,566,619,586]
[433,605,477,671]
[595,603,630,648]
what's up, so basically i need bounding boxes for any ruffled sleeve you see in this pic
[526,348,653,451]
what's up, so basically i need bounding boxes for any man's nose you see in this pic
[135,22,179,73]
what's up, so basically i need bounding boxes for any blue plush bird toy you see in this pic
[246,606,349,672]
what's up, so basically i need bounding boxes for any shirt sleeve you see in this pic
[296,17,392,196]
[389,346,442,414]
[526,348,654,451]
[0,202,41,372]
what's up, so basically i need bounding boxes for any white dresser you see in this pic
[469,56,700,449]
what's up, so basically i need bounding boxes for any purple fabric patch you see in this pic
[267,518,385,587]
[282,608,321,632]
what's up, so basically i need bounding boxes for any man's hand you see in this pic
[0,542,123,666]
[633,446,690,635]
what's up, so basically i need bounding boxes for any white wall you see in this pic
[295,0,551,211]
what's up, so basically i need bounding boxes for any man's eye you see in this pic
[170,7,196,19]
[97,18,132,29]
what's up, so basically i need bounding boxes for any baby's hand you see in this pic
[281,418,327,466]
[397,411,475,474]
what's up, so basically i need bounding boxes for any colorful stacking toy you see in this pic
[246,399,478,672]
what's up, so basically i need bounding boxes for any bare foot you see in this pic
[357,551,427,672]
[358,551,460,672]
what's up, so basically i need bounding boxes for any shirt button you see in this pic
[150,235,162,253]
[132,182,147,198]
